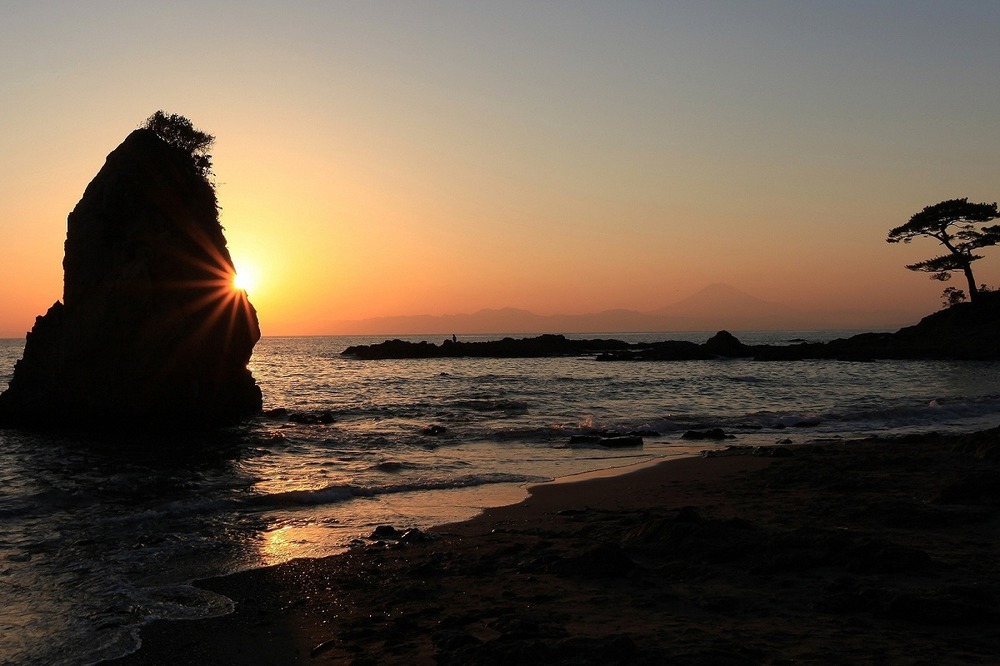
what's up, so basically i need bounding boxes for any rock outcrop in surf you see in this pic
[0,122,262,429]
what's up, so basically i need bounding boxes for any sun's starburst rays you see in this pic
[151,219,259,374]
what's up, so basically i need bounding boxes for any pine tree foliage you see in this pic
[887,198,1000,302]
[143,111,215,176]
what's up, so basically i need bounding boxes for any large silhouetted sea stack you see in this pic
[0,123,262,429]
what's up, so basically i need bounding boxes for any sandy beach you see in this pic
[109,430,1000,665]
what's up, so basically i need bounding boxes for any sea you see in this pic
[3,330,1000,665]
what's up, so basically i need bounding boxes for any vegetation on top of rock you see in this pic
[142,110,215,176]
[887,198,1000,303]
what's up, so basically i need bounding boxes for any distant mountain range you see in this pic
[328,283,924,335]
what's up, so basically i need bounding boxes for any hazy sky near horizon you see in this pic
[2,1,999,335]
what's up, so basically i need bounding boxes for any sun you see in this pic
[232,262,258,293]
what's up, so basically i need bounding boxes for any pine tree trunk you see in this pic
[964,263,979,303]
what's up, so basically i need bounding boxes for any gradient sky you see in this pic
[2,1,999,336]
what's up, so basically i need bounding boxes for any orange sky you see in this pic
[2,3,999,337]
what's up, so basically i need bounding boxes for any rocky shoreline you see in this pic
[342,295,1000,362]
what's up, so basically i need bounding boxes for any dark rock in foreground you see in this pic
[0,128,261,429]
[343,296,1000,362]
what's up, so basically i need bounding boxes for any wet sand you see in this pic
[110,430,1000,664]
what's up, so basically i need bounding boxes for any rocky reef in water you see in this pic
[342,334,639,360]
[341,334,723,360]
[342,297,1000,361]
[0,126,262,429]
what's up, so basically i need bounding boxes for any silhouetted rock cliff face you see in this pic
[0,128,262,429]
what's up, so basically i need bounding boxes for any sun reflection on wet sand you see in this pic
[261,521,337,565]
[256,484,531,566]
